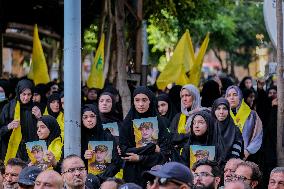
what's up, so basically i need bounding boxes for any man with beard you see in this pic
[223,158,244,185]
[192,159,221,189]
[61,155,87,189]
[224,181,251,189]
[3,158,27,189]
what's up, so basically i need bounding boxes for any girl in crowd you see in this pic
[44,93,64,139]
[157,93,177,122]
[225,85,263,161]
[98,92,122,124]
[170,84,204,156]
[180,110,225,167]
[119,86,171,186]
[31,115,63,170]
[82,104,120,182]
[212,98,244,160]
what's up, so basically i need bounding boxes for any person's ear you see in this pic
[214,176,221,187]
[179,184,190,189]
[251,181,258,188]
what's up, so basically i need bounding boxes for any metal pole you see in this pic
[64,0,81,156]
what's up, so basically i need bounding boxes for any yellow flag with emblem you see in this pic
[87,34,105,89]
[28,24,50,85]
[188,33,210,87]
[156,30,195,90]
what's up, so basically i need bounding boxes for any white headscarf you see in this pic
[180,84,202,131]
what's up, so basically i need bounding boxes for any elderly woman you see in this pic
[170,84,204,153]
[225,85,263,160]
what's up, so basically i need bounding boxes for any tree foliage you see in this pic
[144,0,268,69]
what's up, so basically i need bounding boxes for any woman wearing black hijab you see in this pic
[180,110,225,167]
[82,104,120,182]
[201,80,221,108]
[211,98,244,160]
[157,93,177,122]
[98,92,122,124]
[119,86,171,186]
[45,93,62,118]
[30,115,63,169]
[0,79,39,162]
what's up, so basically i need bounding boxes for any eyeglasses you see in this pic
[63,167,86,174]
[193,172,214,178]
[232,174,252,181]
[148,177,190,187]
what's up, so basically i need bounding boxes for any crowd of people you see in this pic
[0,74,282,189]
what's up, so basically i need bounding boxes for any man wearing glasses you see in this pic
[61,155,87,189]
[232,161,262,189]
[192,159,221,189]
[142,162,193,189]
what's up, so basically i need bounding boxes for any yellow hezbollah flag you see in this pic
[87,34,105,89]
[156,30,195,90]
[188,33,210,87]
[28,24,50,85]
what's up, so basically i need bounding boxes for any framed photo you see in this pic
[88,141,113,175]
[189,145,215,168]
[102,122,119,137]
[26,140,50,170]
[132,117,159,148]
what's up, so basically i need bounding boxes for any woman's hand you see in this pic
[7,120,20,130]
[155,145,160,153]
[121,153,140,162]
[84,150,93,160]
[32,106,42,119]
[244,150,250,160]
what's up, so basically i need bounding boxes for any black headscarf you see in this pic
[38,115,61,147]
[157,93,177,121]
[46,93,62,118]
[103,86,123,120]
[34,84,48,105]
[212,98,236,158]
[125,86,158,120]
[99,92,122,123]
[16,79,34,105]
[168,85,182,113]
[201,80,221,108]
[0,79,11,99]
[189,110,218,145]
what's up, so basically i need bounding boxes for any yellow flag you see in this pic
[156,30,194,90]
[188,33,210,86]
[28,24,50,85]
[87,34,105,89]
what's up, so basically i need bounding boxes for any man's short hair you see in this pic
[270,167,284,175]
[192,159,221,177]
[194,150,209,157]
[61,154,85,173]
[105,177,125,187]
[236,161,262,182]
[139,122,153,130]
[94,145,108,152]
[0,160,4,174]
[6,158,27,169]
[31,145,43,153]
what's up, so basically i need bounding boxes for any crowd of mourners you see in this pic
[0,74,283,189]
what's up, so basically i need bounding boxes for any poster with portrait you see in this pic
[132,116,159,148]
[26,140,51,170]
[189,145,215,168]
[102,122,119,137]
[88,141,113,175]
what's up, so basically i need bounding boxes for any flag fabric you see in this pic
[188,33,210,86]
[87,34,105,89]
[156,30,210,90]
[156,30,194,90]
[28,24,50,85]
